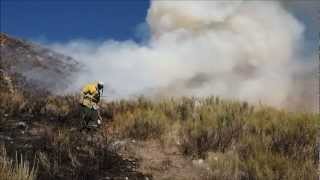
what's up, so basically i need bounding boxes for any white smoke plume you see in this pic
[49,0,317,111]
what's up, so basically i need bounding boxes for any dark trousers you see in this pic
[80,105,98,129]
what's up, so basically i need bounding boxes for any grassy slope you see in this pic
[110,97,319,179]
[0,74,319,179]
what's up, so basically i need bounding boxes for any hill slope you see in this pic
[0,33,81,92]
[0,33,319,180]
[0,77,318,179]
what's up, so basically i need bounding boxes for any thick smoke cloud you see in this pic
[49,1,317,111]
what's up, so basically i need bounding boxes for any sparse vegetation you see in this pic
[0,71,319,179]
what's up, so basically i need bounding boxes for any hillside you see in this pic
[0,34,319,180]
[0,33,81,92]
[0,76,319,179]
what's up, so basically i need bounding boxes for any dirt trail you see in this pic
[113,139,210,180]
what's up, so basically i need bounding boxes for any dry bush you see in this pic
[0,145,38,180]
[207,151,245,180]
[0,91,25,115]
[106,96,319,179]
[177,98,251,156]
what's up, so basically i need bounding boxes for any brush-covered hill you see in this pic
[0,33,319,180]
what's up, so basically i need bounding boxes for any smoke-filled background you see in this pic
[49,0,318,112]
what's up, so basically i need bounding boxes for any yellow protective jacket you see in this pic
[80,83,101,109]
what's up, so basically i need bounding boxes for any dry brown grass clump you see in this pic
[0,145,38,180]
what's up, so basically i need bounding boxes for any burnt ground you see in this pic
[0,115,151,180]
[0,114,208,180]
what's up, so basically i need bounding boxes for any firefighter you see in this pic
[79,81,104,130]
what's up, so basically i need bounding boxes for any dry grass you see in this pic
[107,97,319,179]
[0,74,319,179]
[0,145,38,180]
